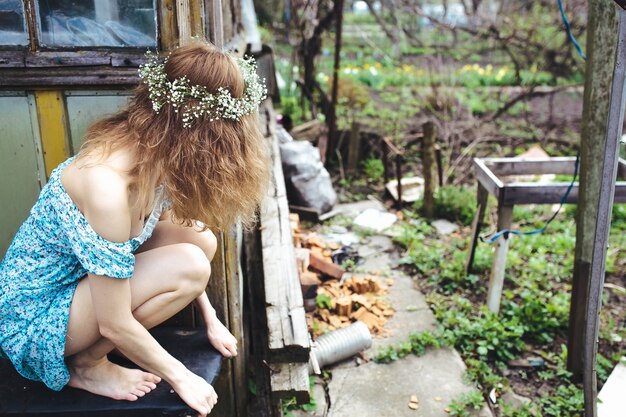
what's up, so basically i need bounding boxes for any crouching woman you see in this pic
[0,41,270,417]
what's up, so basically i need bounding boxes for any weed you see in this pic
[362,158,385,184]
[447,391,484,417]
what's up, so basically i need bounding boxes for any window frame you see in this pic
[0,0,179,87]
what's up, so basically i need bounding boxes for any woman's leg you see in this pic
[64,243,212,401]
[137,221,237,358]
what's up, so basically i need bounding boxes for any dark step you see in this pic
[0,327,223,417]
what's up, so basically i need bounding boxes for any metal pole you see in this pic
[326,0,344,165]
[583,8,626,417]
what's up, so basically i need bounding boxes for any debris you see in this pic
[489,387,497,404]
[431,219,460,236]
[309,321,372,373]
[310,252,346,280]
[279,130,337,213]
[500,391,531,409]
[444,407,451,413]
[353,208,397,232]
[318,198,386,221]
[508,357,545,368]
[313,276,393,336]
[386,176,425,203]
[434,396,443,402]
[408,401,419,410]
[598,356,626,417]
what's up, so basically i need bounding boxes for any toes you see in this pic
[132,389,146,397]
[125,393,139,401]
[145,373,162,383]
[137,384,153,393]
[141,382,157,391]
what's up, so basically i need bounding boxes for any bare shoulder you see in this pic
[63,154,133,243]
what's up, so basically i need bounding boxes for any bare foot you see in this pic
[68,356,161,401]
[206,315,238,358]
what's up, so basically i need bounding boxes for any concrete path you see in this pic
[295,232,491,417]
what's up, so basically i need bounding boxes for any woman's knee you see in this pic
[196,229,218,261]
[175,243,212,295]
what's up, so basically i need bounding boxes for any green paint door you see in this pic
[0,92,45,258]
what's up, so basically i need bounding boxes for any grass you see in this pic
[376,192,626,416]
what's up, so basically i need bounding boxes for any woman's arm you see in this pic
[81,175,216,416]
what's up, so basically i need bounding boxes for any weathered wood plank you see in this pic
[25,52,111,67]
[486,205,513,313]
[0,51,25,68]
[111,53,149,67]
[473,158,503,199]
[270,363,310,403]
[176,0,193,45]
[260,133,310,361]
[159,0,178,50]
[223,226,248,417]
[0,68,140,87]
[485,157,579,176]
[501,182,626,205]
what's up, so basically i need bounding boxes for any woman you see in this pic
[0,41,270,417]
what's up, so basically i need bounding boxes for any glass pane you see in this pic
[36,0,157,47]
[0,0,29,46]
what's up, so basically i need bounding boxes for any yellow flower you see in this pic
[530,64,538,74]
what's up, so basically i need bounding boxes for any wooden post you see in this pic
[422,121,437,218]
[209,0,224,48]
[465,183,488,274]
[582,8,626,417]
[176,0,192,45]
[486,205,513,313]
[346,121,361,175]
[326,0,344,164]
[382,140,390,185]
[395,154,403,209]
[567,0,619,380]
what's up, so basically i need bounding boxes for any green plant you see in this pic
[316,293,332,310]
[362,158,385,183]
[415,186,477,226]
[447,391,484,417]
[374,330,446,363]
[281,377,317,416]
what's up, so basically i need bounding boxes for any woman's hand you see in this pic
[195,293,238,358]
[171,370,218,417]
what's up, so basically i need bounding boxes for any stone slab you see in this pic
[327,350,491,417]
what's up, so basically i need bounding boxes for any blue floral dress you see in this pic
[0,156,169,391]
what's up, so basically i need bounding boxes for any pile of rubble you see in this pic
[290,214,395,337]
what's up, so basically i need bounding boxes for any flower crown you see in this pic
[138,50,267,127]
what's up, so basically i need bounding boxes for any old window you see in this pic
[0,0,29,46]
[35,0,157,47]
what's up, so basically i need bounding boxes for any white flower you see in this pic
[138,50,267,128]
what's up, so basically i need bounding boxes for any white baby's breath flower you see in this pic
[138,50,267,128]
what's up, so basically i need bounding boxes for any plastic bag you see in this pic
[278,128,337,214]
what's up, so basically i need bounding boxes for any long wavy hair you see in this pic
[78,41,270,231]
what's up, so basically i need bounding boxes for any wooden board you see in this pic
[260,134,310,361]
[474,157,626,205]
[270,363,310,404]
